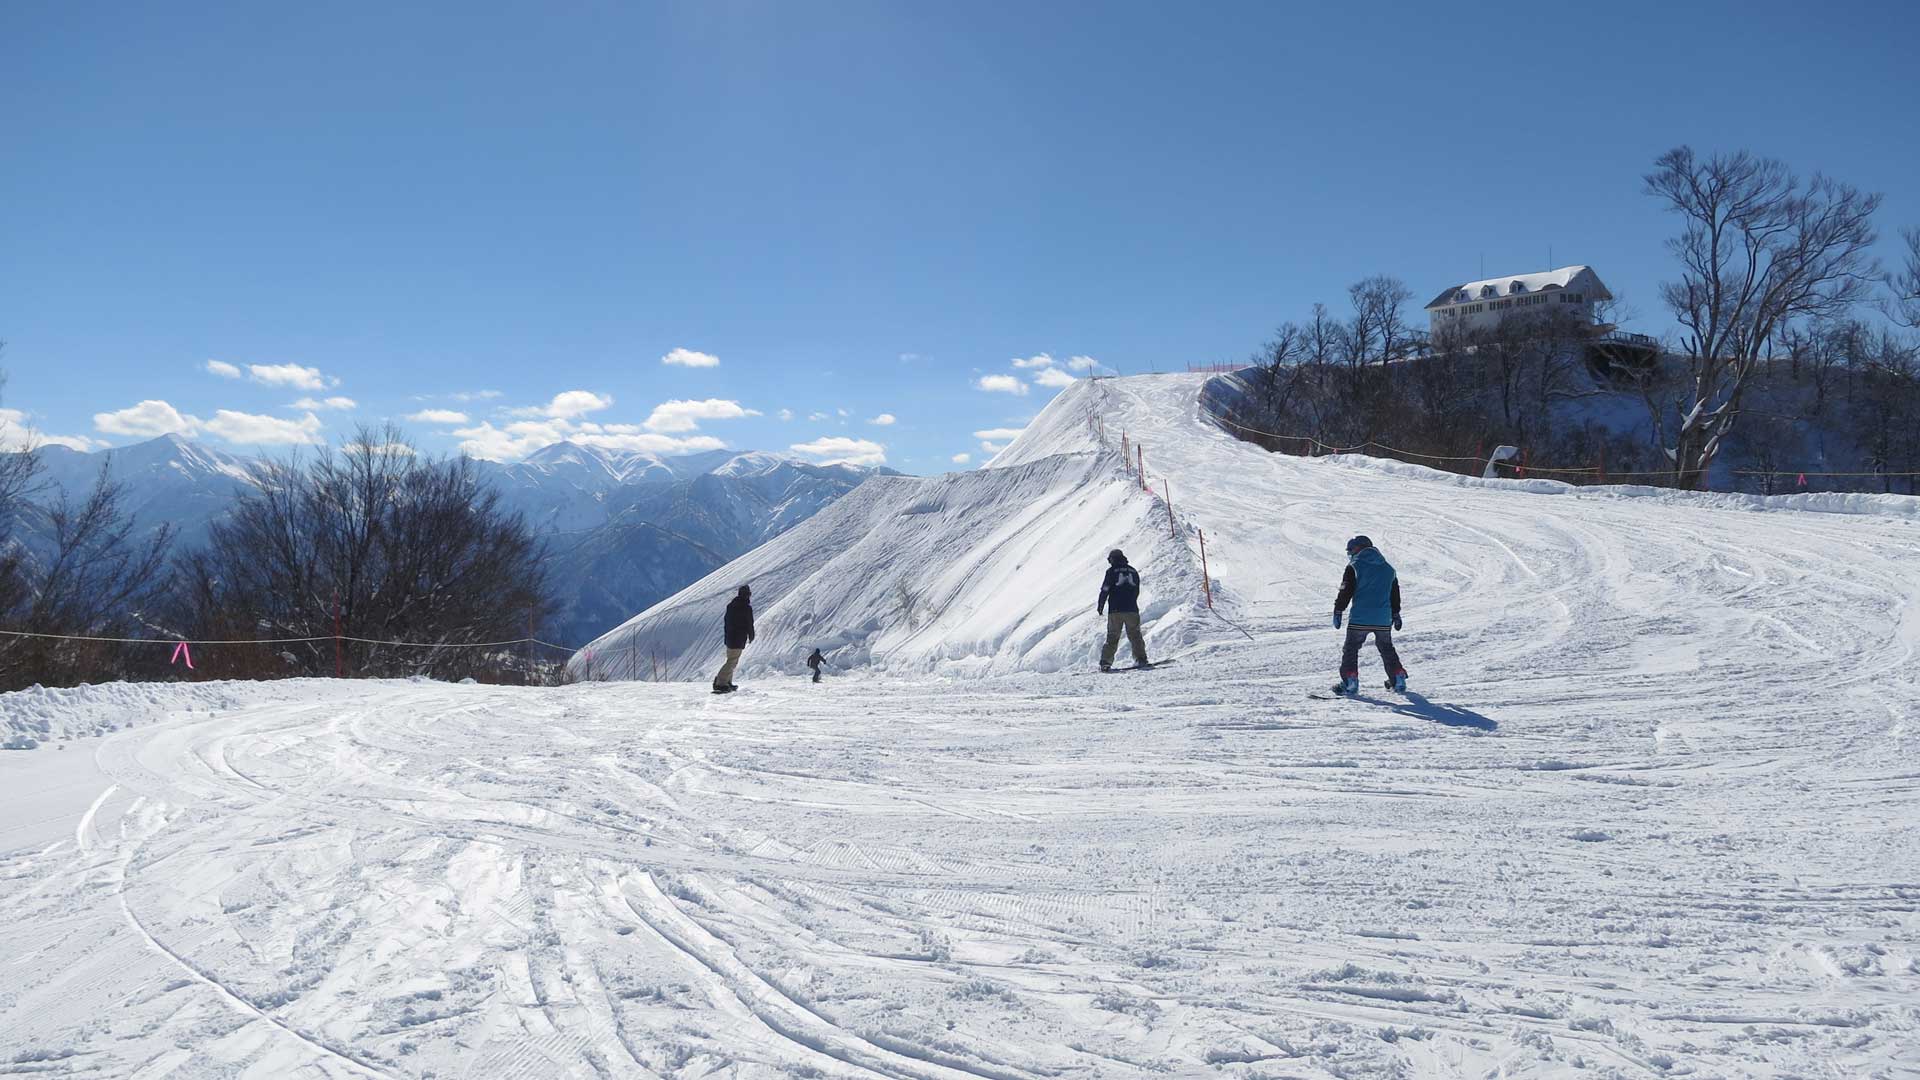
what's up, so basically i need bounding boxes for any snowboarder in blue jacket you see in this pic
[1332,536,1407,695]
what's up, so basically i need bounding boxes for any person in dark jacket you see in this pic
[1332,535,1406,695]
[1097,549,1150,671]
[806,648,826,683]
[713,585,755,692]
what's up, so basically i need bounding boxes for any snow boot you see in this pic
[1100,664,1112,673]
[1332,676,1359,696]
[1391,673,1407,693]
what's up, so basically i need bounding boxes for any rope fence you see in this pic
[0,625,584,685]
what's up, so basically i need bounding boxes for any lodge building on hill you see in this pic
[1424,265,1611,336]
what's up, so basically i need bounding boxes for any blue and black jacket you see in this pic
[1334,547,1401,629]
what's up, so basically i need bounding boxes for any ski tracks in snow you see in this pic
[2,374,1917,1077]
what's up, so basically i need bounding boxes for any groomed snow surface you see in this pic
[3,374,1917,1077]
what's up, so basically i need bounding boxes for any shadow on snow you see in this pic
[1358,690,1499,731]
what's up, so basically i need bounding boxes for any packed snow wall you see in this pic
[567,380,1214,681]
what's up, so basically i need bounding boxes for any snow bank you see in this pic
[1,680,275,748]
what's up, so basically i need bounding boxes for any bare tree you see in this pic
[0,466,175,690]
[176,424,554,681]
[1890,227,1920,329]
[1644,146,1881,487]
[1344,276,1418,367]
[0,358,45,629]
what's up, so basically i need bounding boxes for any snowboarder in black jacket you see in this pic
[713,585,755,692]
[1097,549,1150,671]
[806,648,826,683]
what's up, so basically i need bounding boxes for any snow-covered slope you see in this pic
[570,378,1216,681]
[5,373,1917,1076]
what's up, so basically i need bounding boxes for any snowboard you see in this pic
[1309,680,1406,701]
[1099,659,1177,674]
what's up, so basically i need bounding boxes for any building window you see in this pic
[1511,280,1525,293]
[1481,285,1497,298]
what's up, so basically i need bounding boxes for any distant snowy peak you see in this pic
[111,433,254,483]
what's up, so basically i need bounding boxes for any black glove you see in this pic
[1096,605,1105,616]
[1392,614,1402,631]
[1332,612,1343,629]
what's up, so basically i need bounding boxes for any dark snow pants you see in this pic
[1340,626,1405,679]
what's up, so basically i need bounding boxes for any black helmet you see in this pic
[738,584,752,597]
[1108,549,1127,566]
[1346,535,1372,553]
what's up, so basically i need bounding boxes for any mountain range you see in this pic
[3,434,894,646]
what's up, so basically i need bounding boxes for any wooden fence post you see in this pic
[332,591,344,678]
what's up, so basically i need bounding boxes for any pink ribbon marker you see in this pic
[170,641,195,670]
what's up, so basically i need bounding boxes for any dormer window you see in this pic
[1510,280,1525,293]
[1480,284,1497,299]
[1454,290,1469,304]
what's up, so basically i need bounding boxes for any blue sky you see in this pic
[3,0,1916,472]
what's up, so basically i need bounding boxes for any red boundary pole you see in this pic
[1199,528,1213,609]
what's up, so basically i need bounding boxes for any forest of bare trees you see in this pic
[1225,146,1920,494]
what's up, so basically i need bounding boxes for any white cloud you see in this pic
[205,360,242,379]
[407,409,470,425]
[869,413,896,426]
[1010,354,1055,369]
[643,398,760,433]
[247,363,336,391]
[291,396,357,411]
[0,408,105,451]
[1067,355,1102,371]
[95,399,326,447]
[973,427,1026,443]
[510,390,614,420]
[451,418,725,462]
[976,374,1028,396]
[94,399,201,438]
[662,348,721,368]
[950,452,971,464]
[546,390,614,419]
[204,409,325,445]
[778,408,794,421]
[1032,367,1077,388]
[790,436,886,467]
[807,410,831,422]
[450,389,502,402]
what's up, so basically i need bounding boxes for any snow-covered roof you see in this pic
[1425,265,1609,309]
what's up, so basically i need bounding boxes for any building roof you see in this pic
[1425,265,1609,309]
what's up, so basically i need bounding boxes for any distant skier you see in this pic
[712,585,755,693]
[1097,549,1150,671]
[1332,536,1407,695]
[806,648,826,683]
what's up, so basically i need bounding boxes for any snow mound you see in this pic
[0,679,314,746]
[570,380,1213,681]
